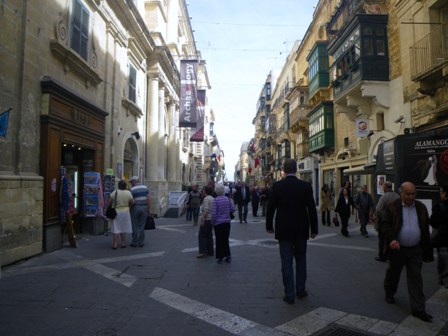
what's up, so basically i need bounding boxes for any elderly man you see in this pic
[130,176,150,247]
[381,181,433,322]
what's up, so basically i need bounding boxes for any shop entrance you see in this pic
[61,142,96,233]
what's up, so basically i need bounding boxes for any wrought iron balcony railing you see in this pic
[410,24,448,80]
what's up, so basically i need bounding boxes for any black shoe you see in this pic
[296,290,308,298]
[385,296,396,304]
[244,220,247,223]
[282,296,295,304]
[130,243,138,247]
[375,257,386,262]
[240,220,243,223]
[217,259,224,264]
[412,311,433,323]
[224,256,231,263]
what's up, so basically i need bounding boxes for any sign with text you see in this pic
[179,60,198,128]
[190,89,206,142]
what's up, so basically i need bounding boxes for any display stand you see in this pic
[103,174,115,235]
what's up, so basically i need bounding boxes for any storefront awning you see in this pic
[343,163,376,175]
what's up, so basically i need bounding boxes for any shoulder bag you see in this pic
[106,191,118,219]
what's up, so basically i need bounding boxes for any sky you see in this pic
[188,0,318,181]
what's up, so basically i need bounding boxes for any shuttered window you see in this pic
[71,0,89,61]
[129,65,137,103]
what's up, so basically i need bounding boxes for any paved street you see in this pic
[1,211,447,336]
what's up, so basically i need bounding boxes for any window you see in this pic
[129,65,137,103]
[362,24,387,58]
[71,0,89,61]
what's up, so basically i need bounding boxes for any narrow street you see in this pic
[1,212,447,336]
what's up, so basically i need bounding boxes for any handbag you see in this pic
[106,191,118,219]
[332,214,340,226]
[145,214,156,230]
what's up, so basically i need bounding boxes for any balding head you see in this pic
[399,181,416,206]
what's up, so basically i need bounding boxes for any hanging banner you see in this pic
[179,60,198,128]
[190,89,206,142]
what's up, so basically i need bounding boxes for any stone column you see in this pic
[146,77,159,181]
[167,103,178,183]
[158,88,166,180]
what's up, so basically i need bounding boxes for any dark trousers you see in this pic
[321,211,331,225]
[237,203,248,222]
[279,239,307,300]
[252,201,259,216]
[384,246,425,313]
[198,220,214,256]
[214,222,231,260]
[340,214,350,236]
[377,228,387,259]
[437,247,448,287]
[358,210,370,235]
[261,200,268,216]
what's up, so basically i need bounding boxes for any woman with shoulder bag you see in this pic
[109,180,134,249]
[430,185,448,288]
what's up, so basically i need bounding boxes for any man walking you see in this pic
[355,185,374,237]
[266,159,318,304]
[381,181,434,322]
[234,181,250,223]
[130,176,150,247]
[374,181,399,261]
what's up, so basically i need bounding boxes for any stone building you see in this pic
[250,0,446,201]
[0,0,211,266]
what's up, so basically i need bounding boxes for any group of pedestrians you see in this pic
[188,183,235,264]
[264,158,447,324]
[107,176,150,249]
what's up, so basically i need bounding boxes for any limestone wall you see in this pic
[0,175,43,267]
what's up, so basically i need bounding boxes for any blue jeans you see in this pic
[131,205,147,246]
[279,239,307,299]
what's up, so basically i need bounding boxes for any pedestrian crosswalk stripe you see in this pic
[150,287,447,336]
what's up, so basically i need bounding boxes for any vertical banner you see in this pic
[179,60,198,128]
[190,89,206,142]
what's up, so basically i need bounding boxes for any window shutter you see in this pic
[129,66,137,103]
[71,0,89,61]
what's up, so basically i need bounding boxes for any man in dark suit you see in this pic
[266,159,318,304]
[234,181,251,223]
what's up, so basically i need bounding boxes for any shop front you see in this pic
[376,127,448,202]
[40,77,107,252]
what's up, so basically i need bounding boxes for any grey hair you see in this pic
[214,183,225,196]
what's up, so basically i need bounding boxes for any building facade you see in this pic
[0,0,214,266]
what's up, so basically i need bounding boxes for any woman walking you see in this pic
[335,187,353,237]
[109,180,134,249]
[197,186,214,258]
[320,184,332,226]
[212,183,235,264]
